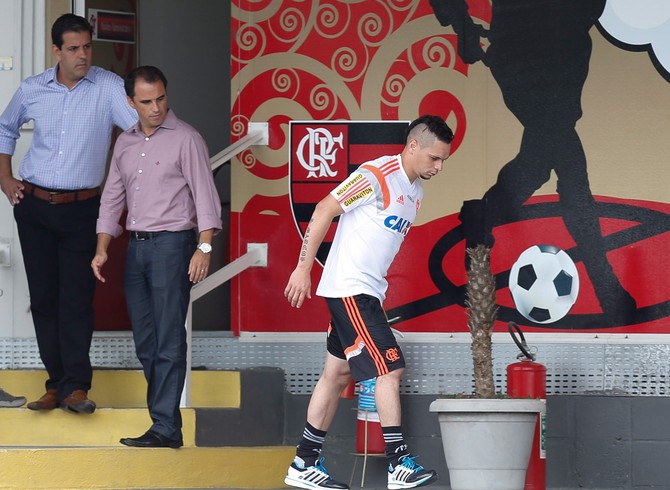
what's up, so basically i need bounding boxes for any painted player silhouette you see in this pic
[430,0,636,326]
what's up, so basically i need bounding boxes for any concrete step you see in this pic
[0,446,294,489]
[0,369,240,408]
[0,407,196,447]
[0,368,294,489]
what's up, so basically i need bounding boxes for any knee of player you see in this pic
[322,366,352,387]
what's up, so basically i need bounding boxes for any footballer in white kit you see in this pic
[284,115,453,490]
[317,154,422,381]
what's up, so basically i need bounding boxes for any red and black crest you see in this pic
[288,120,408,265]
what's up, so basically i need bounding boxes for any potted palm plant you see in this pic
[429,245,545,490]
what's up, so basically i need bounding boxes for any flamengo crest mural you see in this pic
[289,121,408,265]
[231,0,670,335]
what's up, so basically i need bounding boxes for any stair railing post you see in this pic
[181,243,267,407]
[179,122,268,408]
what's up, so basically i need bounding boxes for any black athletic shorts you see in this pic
[325,294,405,382]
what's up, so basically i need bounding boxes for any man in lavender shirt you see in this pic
[0,14,137,413]
[92,66,221,448]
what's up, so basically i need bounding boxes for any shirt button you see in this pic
[145,137,149,141]
[131,219,136,224]
[141,153,146,157]
[138,169,143,174]
[135,187,140,190]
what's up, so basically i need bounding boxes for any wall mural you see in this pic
[230,0,670,335]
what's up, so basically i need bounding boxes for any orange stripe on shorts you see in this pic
[343,297,388,376]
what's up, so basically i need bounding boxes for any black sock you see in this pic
[295,422,326,468]
[382,425,409,468]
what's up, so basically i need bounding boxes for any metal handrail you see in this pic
[210,123,268,171]
[181,244,267,406]
[180,124,269,407]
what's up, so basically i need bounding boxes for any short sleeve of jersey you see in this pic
[330,169,378,212]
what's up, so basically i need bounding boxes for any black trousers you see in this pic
[14,193,100,398]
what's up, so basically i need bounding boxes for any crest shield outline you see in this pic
[288,120,409,265]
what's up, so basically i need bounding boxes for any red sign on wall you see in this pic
[88,9,136,44]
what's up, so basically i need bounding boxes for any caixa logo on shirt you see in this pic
[288,120,409,265]
[384,215,412,235]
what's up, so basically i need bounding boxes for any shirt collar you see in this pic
[48,64,97,86]
[160,109,178,130]
[130,109,177,135]
[82,66,97,83]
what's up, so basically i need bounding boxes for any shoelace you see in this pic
[314,458,332,479]
[398,455,424,472]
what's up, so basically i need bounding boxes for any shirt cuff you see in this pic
[96,220,124,239]
[0,138,17,155]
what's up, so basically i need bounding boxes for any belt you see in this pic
[130,231,164,240]
[22,181,100,205]
[130,230,193,241]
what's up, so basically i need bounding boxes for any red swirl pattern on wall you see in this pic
[231,1,670,335]
[230,1,492,334]
[231,1,482,132]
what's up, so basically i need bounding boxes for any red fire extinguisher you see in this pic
[507,322,546,490]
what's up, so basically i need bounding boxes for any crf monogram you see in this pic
[385,347,400,362]
[296,128,343,178]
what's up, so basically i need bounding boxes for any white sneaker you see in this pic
[387,454,437,490]
[285,457,349,490]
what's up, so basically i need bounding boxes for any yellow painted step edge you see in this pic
[0,446,295,489]
[0,369,241,408]
[0,408,196,447]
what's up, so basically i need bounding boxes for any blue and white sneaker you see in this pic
[387,454,437,490]
[285,456,349,490]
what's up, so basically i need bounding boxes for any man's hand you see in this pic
[92,234,113,283]
[0,176,24,206]
[284,267,312,308]
[189,249,211,283]
[91,252,108,283]
[284,194,342,308]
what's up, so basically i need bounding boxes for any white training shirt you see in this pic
[316,154,423,302]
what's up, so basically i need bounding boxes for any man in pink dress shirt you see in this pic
[91,66,222,448]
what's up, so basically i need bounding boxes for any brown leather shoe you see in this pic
[60,389,96,414]
[27,389,59,410]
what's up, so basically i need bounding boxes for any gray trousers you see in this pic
[124,229,195,440]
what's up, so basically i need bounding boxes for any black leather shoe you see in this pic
[120,430,183,448]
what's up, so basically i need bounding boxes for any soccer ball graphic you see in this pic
[508,244,580,324]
